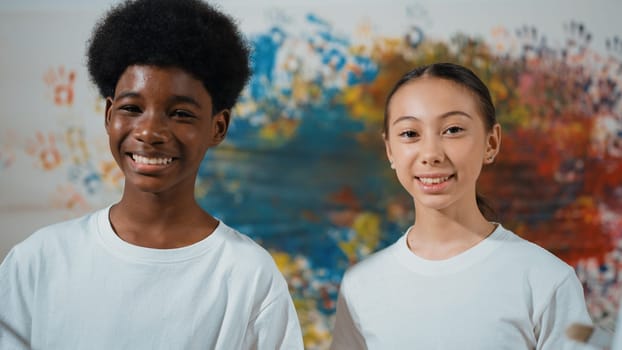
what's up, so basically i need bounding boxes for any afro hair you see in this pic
[86,0,251,113]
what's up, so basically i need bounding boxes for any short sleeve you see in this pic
[611,302,622,350]
[330,279,367,350]
[536,268,593,350]
[242,289,304,350]
[0,248,33,349]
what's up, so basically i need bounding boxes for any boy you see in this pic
[0,0,303,348]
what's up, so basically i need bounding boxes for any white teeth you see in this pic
[419,176,450,185]
[132,154,173,165]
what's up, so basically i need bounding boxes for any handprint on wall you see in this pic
[43,66,76,106]
[99,159,124,190]
[65,127,90,165]
[563,20,593,63]
[516,25,549,59]
[0,130,17,171]
[51,184,90,212]
[490,26,514,54]
[26,131,62,170]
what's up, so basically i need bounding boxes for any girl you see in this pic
[330,62,592,349]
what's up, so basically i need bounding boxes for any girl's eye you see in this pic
[399,130,419,138]
[444,126,464,135]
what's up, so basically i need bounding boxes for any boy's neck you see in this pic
[108,193,218,249]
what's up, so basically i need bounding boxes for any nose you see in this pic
[133,112,170,144]
[419,135,444,165]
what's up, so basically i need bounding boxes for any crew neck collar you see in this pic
[392,224,511,276]
[95,205,226,264]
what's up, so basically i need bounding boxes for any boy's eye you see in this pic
[119,105,141,113]
[172,110,195,118]
[444,126,464,135]
[399,130,419,138]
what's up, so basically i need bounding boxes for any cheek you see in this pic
[181,128,203,145]
[108,117,131,135]
[449,141,486,176]
[106,119,134,155]
[388,142,415,163]
[394,168,413,186]
[391,151,416,186]
[177,129,209,156]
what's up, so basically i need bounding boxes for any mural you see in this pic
[1,3,621,349]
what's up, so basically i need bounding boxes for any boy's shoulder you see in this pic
[208,222,289,296]
[215,222,280,268]
[11,209,99,255]
[1,209,101,273]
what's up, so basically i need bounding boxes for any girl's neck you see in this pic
[406,204,496,260]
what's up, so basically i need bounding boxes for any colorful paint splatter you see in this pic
[24,13,622,350]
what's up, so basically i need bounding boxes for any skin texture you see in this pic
[105,65,229,248]
[384,76,501,260]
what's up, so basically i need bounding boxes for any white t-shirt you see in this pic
[611,306,622,349]
[0,206,303,349]
[330,224,592,350]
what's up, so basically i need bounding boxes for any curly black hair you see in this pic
[86,0,251,113]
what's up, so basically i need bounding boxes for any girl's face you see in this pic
[384,76,500,214]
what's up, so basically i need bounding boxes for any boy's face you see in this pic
[105,65,229,195]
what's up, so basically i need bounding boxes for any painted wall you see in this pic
[1,1,621,348]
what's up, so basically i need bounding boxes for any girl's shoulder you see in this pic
[340,236,404,287]
[492,225,578,285]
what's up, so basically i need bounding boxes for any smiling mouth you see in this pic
[131,154,173,165]
[416,175,453,185]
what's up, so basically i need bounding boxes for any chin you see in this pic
[125,178,173,195]
[413,196,457,212]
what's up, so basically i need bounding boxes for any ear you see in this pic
[484,123,501,164]
[210,109,231,146]
[383,132,395,169]
[104,97,113,134]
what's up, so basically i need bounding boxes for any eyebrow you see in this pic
[170,95,202,108]
[114,92,202,108]
[391,110,473,125]
[115,91,141,100]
